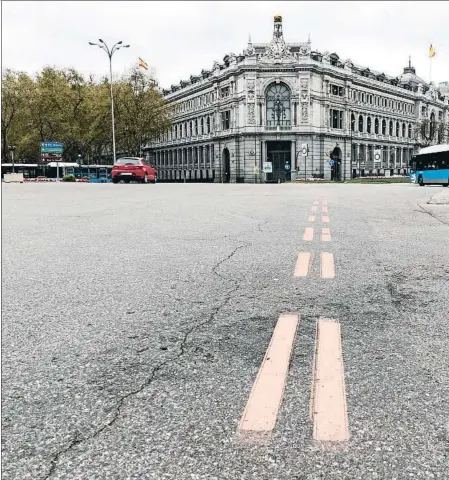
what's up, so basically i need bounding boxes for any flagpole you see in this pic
[429,56,432,84]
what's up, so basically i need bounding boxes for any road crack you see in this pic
[42,240,250,479]
[416,201,449,226]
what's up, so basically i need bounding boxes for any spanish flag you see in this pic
[138,57,148,70]
[429,44,436,58]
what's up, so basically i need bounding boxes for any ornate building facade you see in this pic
[145,15,449,182]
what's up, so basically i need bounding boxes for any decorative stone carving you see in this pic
[297,43,311,57]
[246,79,256,123]
[300,78,310,123]
[213,61,221,76]
[259,15,296,64]
[247,104,256,124]
[229,53,237,66]
[301,105,309,123]
[246,79,256,101]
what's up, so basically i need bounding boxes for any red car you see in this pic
[111,157,157,184]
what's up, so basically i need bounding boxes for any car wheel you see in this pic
[112,178,119,184]
[152,176,157,184]
[418,176,424,186]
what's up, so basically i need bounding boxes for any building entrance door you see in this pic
[222,148,231,183]
[266,141,291,182]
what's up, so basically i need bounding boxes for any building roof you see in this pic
[398,58,428,87]
[161,17,441,98]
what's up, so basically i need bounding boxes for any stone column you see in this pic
[291,140,296,171]
[261,100,266,126]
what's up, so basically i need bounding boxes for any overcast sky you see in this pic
[2,1,449,88]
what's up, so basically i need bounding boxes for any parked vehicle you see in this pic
[111,157,157,184]
[409,144,449,186]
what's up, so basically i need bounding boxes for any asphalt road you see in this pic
[2,182,449,480]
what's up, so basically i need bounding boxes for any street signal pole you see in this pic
[301,143,308,181]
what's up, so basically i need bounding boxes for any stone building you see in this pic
[145,15,449,182]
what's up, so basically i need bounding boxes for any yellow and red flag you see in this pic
[138,57,148,70]
[429,44,436,58]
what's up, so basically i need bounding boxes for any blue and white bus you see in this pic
[409,144,449,186]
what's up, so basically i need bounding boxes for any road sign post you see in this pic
[301,144,308,181]
[40,142,63,180]
[374,149,382,169]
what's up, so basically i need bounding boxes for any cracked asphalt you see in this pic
[2,182,449,480]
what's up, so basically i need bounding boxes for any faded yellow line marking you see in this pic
[237,313,300,443]
[322,216,329,223]
[322,206,328,213]
[294,252,312,277]
[312,319,349,446]
[320,252,335,279]
[321,228,331,242]
[308,216,316,222]
[311,205,318,212]
[303,227,314,241]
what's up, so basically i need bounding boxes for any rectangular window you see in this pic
[331,85,344,97]
[221,110,230,130]
[330,109,343,129]
[220,86,230,98]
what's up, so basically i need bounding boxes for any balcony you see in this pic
[265,120,291,131]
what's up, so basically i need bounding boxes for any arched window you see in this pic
[351,113,355,131]
[382,119,386,135]
[375,118,379,134]
[396,121,400,137]
[367,116,372,133]
[430,111,436,139]
[358,115,364,132]
[389,120,393,136]
[402,123,406,137]
[408,124,412,138]
[265,82,291,127]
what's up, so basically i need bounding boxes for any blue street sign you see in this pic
[328,160,335,167]
[41,142,63,148]
[41,142,63,154]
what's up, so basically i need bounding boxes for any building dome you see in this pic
[399,58,427,86]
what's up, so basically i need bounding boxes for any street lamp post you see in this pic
[89,39,129,165]
[8,145,16,173]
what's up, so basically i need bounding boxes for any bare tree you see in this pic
[415,119,448,148]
